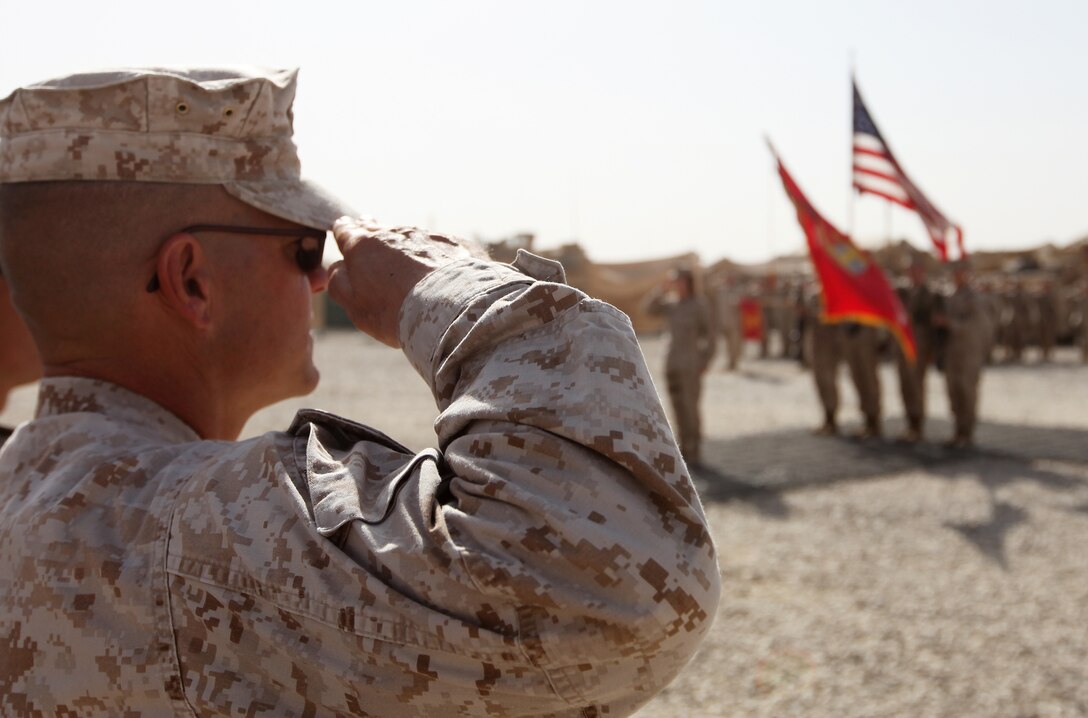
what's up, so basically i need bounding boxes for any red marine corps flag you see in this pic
[852,78,965,261]
[768,140,916,361]
[739,296,764,340]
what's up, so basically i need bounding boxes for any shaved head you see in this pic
[0,180,328,436]
[0,182,280,356]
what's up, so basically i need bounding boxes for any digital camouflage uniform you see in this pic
[811,320,845,433]
[943,283,989,444]
[0,69,720,717]
[1037,284,1059,361]
[1005,285,1030,362]
[647,292,715,464]
[0,253,720,716]
[843,323,882,437]
[758,281,788,359]
[804,292,844,434]
[895,282,938,437]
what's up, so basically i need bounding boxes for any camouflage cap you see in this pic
[0,67,356,230]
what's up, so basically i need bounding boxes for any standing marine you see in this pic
[806,289,845,435]
[894,257,939,442]
[937,260,989,448]
[646,268,716,465]
[843,322,883,439]
[0,67,719,715]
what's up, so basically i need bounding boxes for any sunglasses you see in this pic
[147,224,327,292]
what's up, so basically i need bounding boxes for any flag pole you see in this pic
[885,201,893,248]
[766,159,776,259]
[848,54,856,243]
[765,135,777,259]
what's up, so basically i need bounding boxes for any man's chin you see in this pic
[256,361,321,410]
[260,372,320,411]
[297,364,321,397]
[304,367,320,394]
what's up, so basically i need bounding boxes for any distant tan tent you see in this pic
[537,244,700,333]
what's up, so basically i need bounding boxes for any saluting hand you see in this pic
[327,217,484,348]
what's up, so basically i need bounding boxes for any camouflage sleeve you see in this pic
[330,251,720,711]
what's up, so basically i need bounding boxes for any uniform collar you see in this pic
[35,377,201,444]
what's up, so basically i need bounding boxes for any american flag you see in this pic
[852,79,964,260]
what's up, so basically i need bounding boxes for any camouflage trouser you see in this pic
[896,338,929,432]
[844,326,881,428]
[666,369,703,462]
[721,323,743,371]
[811,325,843,419]
[946,353,983,440]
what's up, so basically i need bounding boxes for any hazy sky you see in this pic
[1,0,1085,264]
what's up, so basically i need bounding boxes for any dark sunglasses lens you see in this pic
[295,236,325,273]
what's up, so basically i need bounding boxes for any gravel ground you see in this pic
[4,332,1086,718]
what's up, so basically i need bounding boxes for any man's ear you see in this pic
[154,233,213,330]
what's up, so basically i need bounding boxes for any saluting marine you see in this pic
[0,68,719,716]
[646,268,716,465]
